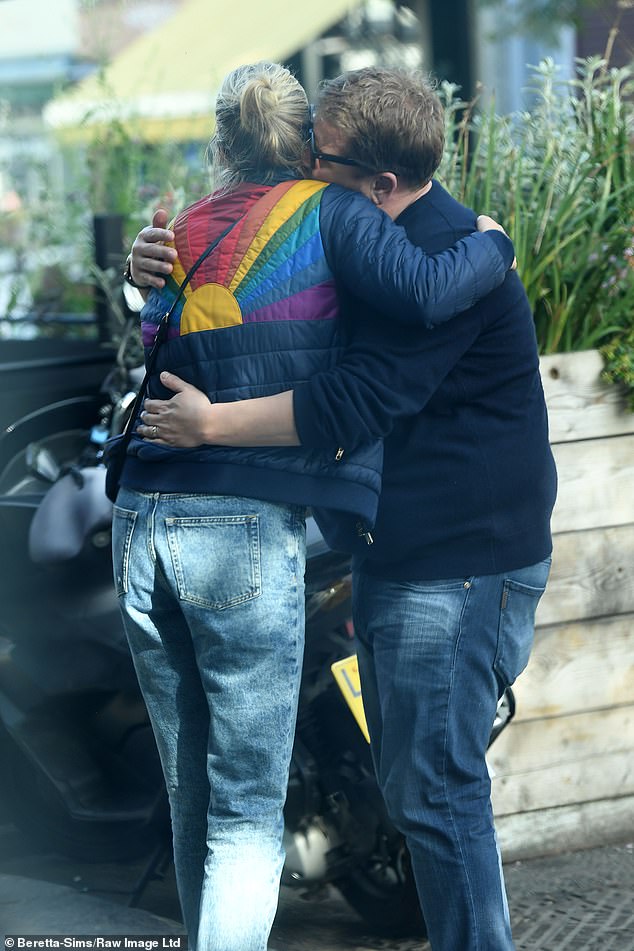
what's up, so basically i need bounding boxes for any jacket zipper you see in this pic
[336,448,373,544]
[356,521,374,545]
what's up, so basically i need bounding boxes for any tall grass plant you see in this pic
[438,57,634,403]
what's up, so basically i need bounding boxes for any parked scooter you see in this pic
[0,342,515,938]
[0,359,166,863]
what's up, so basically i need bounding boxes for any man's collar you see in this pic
[393,179,434,222]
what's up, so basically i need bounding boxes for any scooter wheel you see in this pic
[335,836,426,939]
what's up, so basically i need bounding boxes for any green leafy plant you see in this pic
[438,57,634,404]
[78,71,210,230]
[601,315,634,409]
[0,103,209,342]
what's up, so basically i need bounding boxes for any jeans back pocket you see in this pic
[166,514,261,610]
[494,558,551,687]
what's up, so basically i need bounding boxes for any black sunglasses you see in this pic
[307,104,366,169]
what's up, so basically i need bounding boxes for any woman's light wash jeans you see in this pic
[112,488,306,951]
[353,558,551,951]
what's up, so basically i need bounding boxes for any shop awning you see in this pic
[44,0,359,142]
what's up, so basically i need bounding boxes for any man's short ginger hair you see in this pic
[316,67,445,189]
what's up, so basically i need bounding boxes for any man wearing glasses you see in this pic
[307,103,369,169]
[131,67,556,951]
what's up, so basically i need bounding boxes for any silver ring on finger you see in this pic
[151,425,158,437]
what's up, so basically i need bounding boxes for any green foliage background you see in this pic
[3,53,633,407]
[438,57,634,406]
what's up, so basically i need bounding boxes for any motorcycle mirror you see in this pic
[25,444,61,483]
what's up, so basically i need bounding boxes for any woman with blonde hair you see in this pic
[114,60,514,951]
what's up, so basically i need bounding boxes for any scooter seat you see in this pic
[28,466,113,563]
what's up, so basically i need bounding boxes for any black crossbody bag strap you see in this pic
[119,215,243,444]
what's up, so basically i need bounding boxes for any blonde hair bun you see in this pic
[240,78,280,132]
[210,61,309,191]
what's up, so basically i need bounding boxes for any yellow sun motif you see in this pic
[180,284,243,335]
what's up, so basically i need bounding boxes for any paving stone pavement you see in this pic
[270,842,634,950]
[503,844,634,951]
[0,809,632,951]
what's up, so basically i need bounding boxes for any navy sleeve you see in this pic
[293,273,530,450]
[293,308,481,448]
[320,186,514,327]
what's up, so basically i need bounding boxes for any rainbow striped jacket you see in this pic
[124,177,512,531]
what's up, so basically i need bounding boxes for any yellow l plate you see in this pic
[331,654,370,743]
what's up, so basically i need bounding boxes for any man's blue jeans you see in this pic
[112,488,306,951]
[353,558,551,951]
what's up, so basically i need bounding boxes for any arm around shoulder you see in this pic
[320,186,514,327]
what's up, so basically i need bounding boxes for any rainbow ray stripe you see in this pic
[141,179,337,344]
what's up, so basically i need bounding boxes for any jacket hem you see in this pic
[120,458,378,524]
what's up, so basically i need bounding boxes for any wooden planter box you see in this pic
[490,350,634,860]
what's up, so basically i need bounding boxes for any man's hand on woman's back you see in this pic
[130,208,178,289]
